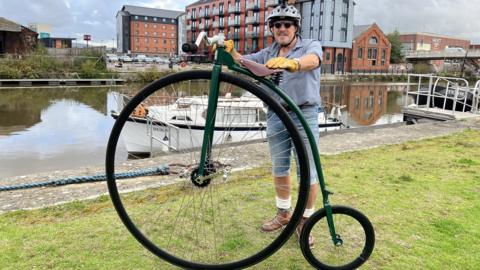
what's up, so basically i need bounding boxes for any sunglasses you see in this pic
[272,21,294,29]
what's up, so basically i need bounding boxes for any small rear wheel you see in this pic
[300,205,375,270]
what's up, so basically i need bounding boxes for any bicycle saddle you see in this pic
[238,58,282,77]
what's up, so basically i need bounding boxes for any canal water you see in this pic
[0,82,408,179]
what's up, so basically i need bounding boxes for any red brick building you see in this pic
[186,0,274,55]
[399,32,470,53]
[116,5,184,56]
[0,17,38,55]
[185,0,356,74]
[349,23,391,72]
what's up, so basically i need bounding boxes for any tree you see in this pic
[387,30,403,64]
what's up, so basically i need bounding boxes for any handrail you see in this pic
[405,74,475,114]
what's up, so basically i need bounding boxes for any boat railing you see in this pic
[146,116,180,154]
[405,74,478,114]
[473,80,480,113]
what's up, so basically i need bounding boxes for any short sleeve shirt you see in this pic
[243,36,323,106]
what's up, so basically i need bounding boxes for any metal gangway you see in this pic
[402,74,480,123]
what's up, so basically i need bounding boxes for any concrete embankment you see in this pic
[1,118,479,214]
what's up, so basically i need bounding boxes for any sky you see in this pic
[1,0,479,46]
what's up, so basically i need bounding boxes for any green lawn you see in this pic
[1,130,479,269]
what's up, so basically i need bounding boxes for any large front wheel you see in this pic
[300,205,375,270]
[105,70,311,269]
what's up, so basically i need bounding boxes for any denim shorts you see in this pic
[266,105,319,185]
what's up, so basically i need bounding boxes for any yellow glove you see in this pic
[265,57,299,72]
[212,39,235,53]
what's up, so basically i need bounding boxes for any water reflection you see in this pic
[0,87,119,179]
[0,83,407,179]
[321,83,406,127]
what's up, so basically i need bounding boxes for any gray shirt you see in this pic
[243,36,323,106]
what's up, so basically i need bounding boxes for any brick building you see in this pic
[185,0,355,74]
[349,23,391,72]
[399,32,470,54]
[39,37,76,48]
[116,5,184,56]
[0,17,38,55]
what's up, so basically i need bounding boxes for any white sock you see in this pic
[276,196,291,210]
[303,208,315,218]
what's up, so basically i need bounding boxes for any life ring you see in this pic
[132,104,148,118]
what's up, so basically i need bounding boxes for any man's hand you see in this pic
[212,39,235,53]
[265,57,300,72]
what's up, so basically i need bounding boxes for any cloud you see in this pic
[1,0,478,44]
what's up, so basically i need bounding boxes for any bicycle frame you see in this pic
[195,46,341,245]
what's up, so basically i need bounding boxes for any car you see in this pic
[120,55,133,62]
[153,57,169,64]
[135,54,148,62]
[106,54,119,63]
[144,56,154,63]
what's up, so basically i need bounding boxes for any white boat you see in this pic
[111,93,343,155]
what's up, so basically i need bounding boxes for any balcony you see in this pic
[267,0,281,7]
[247,2,261,11]
[246,31,259,39]
[228,18,235,27]
[212,21,219,28]
[212,8,219,16]
[199,23,204,29]
[227,33,240,40]
[228,6,242,14]
[189,13,197,20]
[203,12,210,19]
[245,16,257,25]
[218,9,225,16]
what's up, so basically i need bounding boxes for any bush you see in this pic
[413,63,433,74]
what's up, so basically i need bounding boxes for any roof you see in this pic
[399,32,470,41]
[186,0,216,8]
[0,17,22,32]
[41,37,76,41]
[353,24,372,39]
[120,5,184,19]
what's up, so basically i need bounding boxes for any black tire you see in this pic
[106,70,310,269]
[300,205,375,270]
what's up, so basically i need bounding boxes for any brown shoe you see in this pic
[296,217,315,248]
[261,208,292,232]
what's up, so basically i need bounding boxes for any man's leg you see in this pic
[262,110,293,232]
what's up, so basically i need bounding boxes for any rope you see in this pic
[0,165,169,192]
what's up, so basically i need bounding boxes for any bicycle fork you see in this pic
[197,64,222,181]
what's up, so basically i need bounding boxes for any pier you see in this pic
[0,78,124,87]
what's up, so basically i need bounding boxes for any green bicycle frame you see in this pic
[196,47,340,245]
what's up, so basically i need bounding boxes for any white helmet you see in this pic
[266,4,301,27]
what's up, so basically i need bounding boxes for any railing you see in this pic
[245,16,255,24]
[146,116,180,153]
[212,21,219,28]
[228,18,235,27]
[404,74,479,114]
[473,80,480,113]
[212,8,219,16]
[246,31,259,38]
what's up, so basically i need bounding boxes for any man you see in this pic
[222,3,322,246]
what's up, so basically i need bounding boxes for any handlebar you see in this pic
[182,32,226,53]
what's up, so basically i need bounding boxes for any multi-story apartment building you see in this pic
[185,0,355,73]
[116,5,184,56]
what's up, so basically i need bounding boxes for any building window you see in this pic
[326,52,331,61]
[145,23,148,28]
[164,40,167,44]
[369,36,378,45]
[162,33,166,37]
[135,15,139,20]
[154,24,157,28]
[163,18,166,22]
[144,16,148,21]
[358,48,363,59]
[367,48,377,59]
[154,17,157,22]
[171,33,174,37]
[163,25,166,29]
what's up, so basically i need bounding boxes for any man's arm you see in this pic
[297,54,321,72]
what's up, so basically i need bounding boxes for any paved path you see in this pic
[1,119,479,214]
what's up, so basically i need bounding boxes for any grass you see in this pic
[1,130,479,269]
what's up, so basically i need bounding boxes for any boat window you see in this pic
[171,115,192,121]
